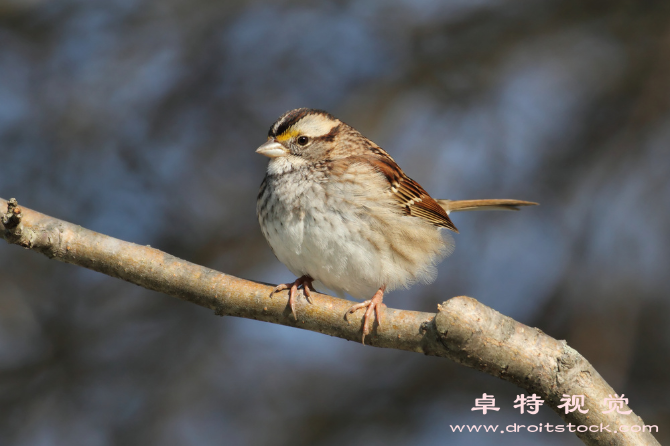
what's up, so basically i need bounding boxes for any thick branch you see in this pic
[0,198,659,446]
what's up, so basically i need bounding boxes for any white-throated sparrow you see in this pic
[256,108,537,343]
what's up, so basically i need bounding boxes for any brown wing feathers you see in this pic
[349,153,459,232]
[331,135,537,232]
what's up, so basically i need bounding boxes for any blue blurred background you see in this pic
[1,0,669,444]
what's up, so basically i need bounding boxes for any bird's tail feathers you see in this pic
[437,199,538,215]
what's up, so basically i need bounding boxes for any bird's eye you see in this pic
[297,136,309,146]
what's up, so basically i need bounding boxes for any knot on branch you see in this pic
[2,198,23,234]
[1,198,64,257]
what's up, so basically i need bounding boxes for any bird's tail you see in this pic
[436,199,538,215]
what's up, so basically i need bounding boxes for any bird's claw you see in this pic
[345,286,386,344]
[271,275,315,319]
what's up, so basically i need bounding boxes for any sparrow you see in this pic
[256,108,537,343]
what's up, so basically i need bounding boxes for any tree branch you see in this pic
[0,197,659,446]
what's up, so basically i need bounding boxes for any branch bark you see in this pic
[0,197,659,446]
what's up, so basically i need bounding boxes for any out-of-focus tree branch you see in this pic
[0,197,659,446]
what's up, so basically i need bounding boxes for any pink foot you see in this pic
[271,275,315,319]
[345,286,386,344]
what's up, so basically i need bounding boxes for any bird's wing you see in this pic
[338,150,458,233]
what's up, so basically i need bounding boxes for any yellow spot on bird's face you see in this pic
[275,129,300,142]
[274,114,340,143]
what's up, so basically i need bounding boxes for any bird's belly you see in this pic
[259,172,450,300]
[263,192,382,299]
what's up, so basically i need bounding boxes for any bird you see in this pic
[256,108,537,343]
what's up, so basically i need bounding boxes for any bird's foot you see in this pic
[271,275,315,319]
[345,286,386,344]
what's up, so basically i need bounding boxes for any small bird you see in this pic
[256,108,536,343]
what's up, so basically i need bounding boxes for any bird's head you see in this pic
[256,108,365,166]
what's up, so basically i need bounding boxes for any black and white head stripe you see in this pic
[269,108,337,138]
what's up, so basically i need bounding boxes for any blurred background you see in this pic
[1,0,669,444]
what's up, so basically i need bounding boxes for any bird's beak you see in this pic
[256,139,288,158]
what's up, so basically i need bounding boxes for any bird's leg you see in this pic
[271,275,315,319]
[345,285,387,344]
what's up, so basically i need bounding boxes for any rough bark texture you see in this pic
[0,197,660,446]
